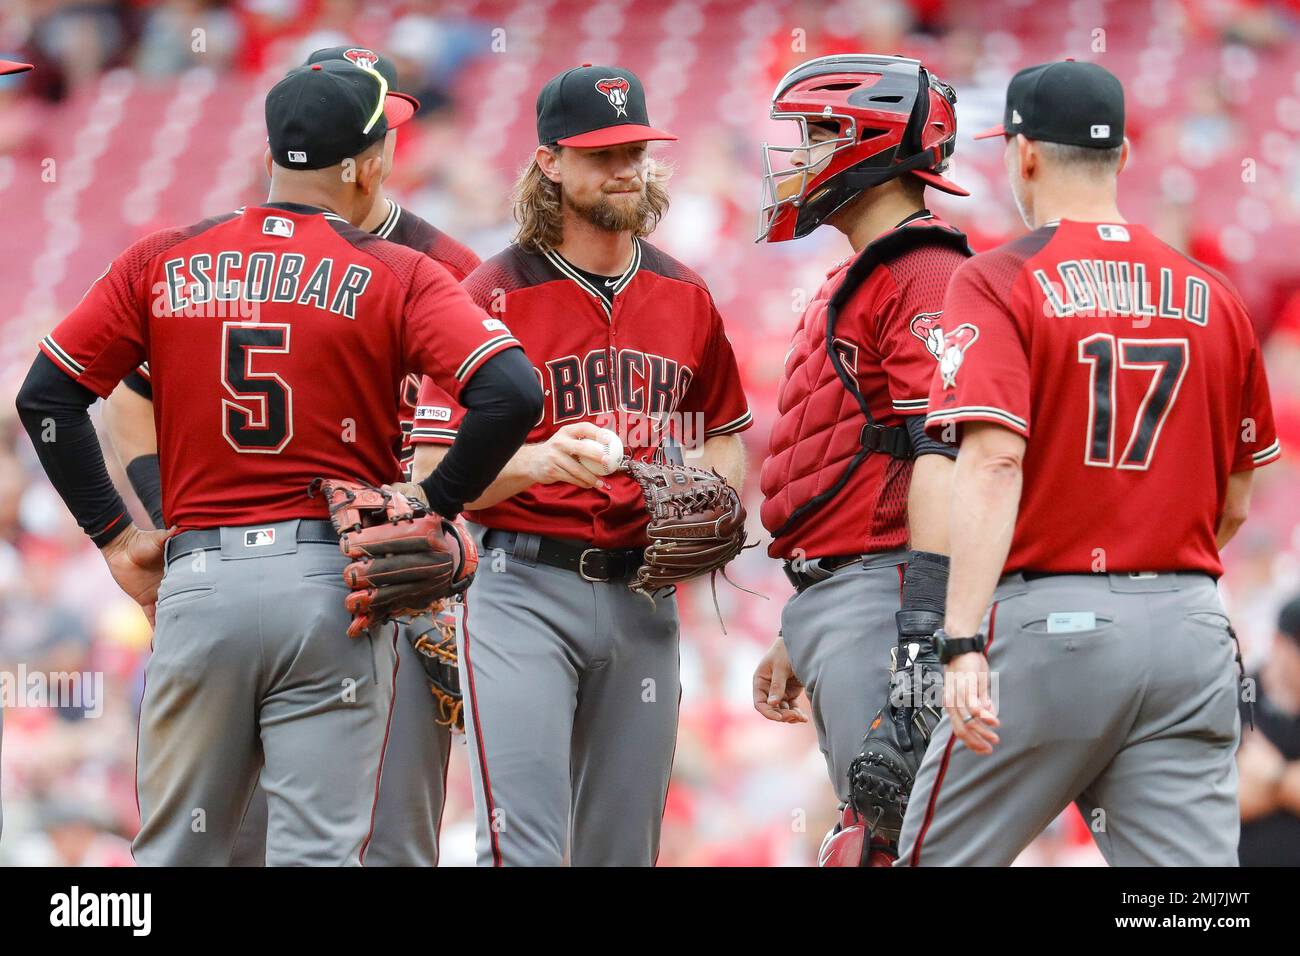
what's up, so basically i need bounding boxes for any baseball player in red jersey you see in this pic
[101,46,480,868]
[0,56,34,846]
[410,65,751,866]
[898,61,1281,866]
[14,59,540,865]
[750,55,970,865]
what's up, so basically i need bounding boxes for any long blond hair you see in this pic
[513,146,673,253]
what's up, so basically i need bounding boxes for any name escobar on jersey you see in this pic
[1032,259,1212,325]
[155,251,373,320]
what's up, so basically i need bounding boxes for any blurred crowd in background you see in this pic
[0,0,1298,866]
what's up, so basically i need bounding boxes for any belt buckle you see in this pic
[578,548,610,583]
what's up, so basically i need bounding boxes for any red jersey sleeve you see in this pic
[410,375,467,446]
[925,255,1032,440]
[680,305,752,438]
[1234,338,1281,471]
[877,288,945,417]
[40,251,151,398]
[402,255,522,402]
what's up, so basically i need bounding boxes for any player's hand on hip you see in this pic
[526,422,610,490]
[943,652,1000,755]
[752,635,808,724]
[100,524,171,628]
[382,481,430,509]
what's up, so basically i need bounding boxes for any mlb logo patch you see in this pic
[482,318,508,332]
[287,150,307,163]
[1097,224,1130,242]
[244,528,276,548]
[1090,124,1110,139]
[263,217,294,238]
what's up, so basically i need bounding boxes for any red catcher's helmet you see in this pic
[817,805,897,867]
[759,54,967,243]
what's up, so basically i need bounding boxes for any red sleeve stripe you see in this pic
[704,409,752,437]
[455,335,521,382]
[409,427,457,444]
[925,405,1029,437]
[1251,440,1281,466]
[39,335,86,376]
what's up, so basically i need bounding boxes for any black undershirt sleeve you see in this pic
[125,454,165,528]
[15,353,131,547]
[906,414,957,461]
[418,347,542,519]
[122,370,153,400]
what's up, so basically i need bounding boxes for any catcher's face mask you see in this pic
[758,54,967,243]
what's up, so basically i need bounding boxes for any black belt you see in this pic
[167,519,338,562]
[482,529,644,583]
[783,554,862,592]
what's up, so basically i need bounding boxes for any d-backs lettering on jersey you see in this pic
[925,219,1280,576]
[120,202,482,481]
[761,217,970,559]
[40,203,518,529]
[411,239,752,548]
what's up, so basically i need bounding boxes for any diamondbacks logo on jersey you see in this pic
[545,347,691,423]
[343,48,379,70]
[939,324,979,388]
[596,77,630,116]
[909,311,945,360]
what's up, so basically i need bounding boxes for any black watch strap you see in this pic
[935,628,987,664]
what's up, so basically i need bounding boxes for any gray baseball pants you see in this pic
[897,571,1242,866]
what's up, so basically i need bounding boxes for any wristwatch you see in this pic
[933,628,987,664]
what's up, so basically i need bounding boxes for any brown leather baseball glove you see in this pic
[625,458,747,596]
[310,478,478,638]
[408,602,464,731]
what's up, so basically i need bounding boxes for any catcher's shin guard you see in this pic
[817,805,896,867]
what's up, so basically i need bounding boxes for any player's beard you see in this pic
[564,184,648,233]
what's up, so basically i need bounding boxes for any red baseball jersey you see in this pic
[761,216,970,559]
[41,203,518,529]
[925,218,1281,576]
[410,239,752,548]
[127,201,481,480]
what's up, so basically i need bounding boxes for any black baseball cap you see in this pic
[266,60,395,170]
[0,59,32,75]
[305,46,419,127]
[537,64,676,148]
[975,60,1124,148]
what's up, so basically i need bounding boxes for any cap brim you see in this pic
[0,60,33,76]
[913,168,970,197]
[556,124,678,147]
[973,124,1006,140]
[383,91,419,129]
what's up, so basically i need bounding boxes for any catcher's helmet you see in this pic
[758,54,966,243]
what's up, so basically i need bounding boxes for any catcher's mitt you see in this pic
[408,603,463,731]
[309,478,478,638]
[846,635,943,850]
[625,458,747,596]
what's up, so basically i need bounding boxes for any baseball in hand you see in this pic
[577,429,624,476]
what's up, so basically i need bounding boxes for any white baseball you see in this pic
[576,429,624,476]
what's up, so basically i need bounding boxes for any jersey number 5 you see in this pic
[1077,334,1189,470]
[221,322,293,454]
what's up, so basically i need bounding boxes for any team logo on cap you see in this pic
[939,324,979,388]
[909,311,946,360]
[595,77,630,117]
[343,48,380,70]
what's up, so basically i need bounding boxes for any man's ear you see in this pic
[1117,137,1130,175]
[535,145,563,183]
[1016,134,1036,180]
[263,147,274,179]
[357,152,386,195]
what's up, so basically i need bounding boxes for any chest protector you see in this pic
[761,221,972,541]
